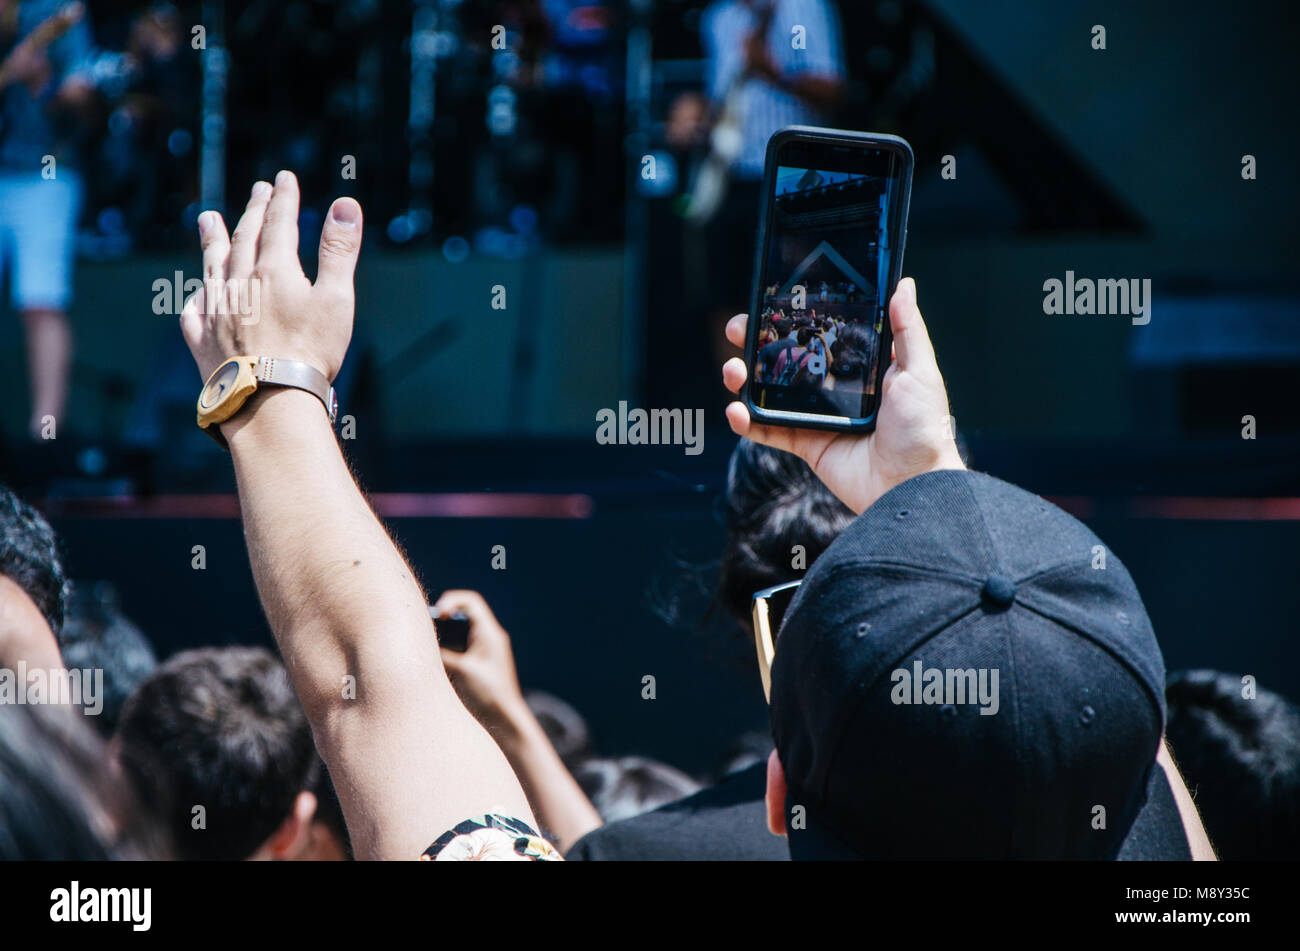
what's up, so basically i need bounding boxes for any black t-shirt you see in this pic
[565,759,1190,861]
[565,763,789,861]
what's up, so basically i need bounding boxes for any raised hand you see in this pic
[180,170,362,386]
[722,277,964,515]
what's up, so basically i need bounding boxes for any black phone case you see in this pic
[435,613,471,652]
[743,126,914,433]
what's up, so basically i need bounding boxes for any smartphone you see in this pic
[744,127,914,432]
[432,609,471,652]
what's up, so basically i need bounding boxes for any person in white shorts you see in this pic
[0,0,95,439]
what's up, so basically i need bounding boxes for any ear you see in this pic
[265,790,318,860]
[765,749,788,836]
[0,576,64,672]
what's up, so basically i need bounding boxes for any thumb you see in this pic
[316,198,363,294]
[887,277,939,376]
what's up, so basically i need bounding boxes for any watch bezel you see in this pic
[196,357,259,429]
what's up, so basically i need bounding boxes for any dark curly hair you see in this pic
[828,320,879,383]
[115,646,318,861]
[1165,670,1300,860]
[0,485,68,635]
[0,701,162,859]
[716,439,856,629]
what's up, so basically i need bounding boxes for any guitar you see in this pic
[683,0,778,225]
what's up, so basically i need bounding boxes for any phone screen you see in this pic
[751,138,908,421]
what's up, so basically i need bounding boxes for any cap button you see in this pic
[982,574,1017,609]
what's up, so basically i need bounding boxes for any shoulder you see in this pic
[567,763,789,861]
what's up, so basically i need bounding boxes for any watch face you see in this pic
[200,360,242,410]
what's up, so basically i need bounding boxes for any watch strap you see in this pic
[199,356,338,451]
[253,357,338,424]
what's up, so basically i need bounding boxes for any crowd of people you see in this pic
[1,171,1296,861]
[1,1,193,443]
[754,305,879,395]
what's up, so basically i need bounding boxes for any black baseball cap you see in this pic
[770,468,1191,860]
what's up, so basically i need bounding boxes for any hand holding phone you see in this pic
[431,609,472,652]
[744,127,913,430]
[723,276,964,516]
[432,590,527,727]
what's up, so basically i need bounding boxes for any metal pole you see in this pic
[408,0,439,227]
[199,0,227,214]
[621,0,654,404]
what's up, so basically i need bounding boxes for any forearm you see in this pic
[1158,739,1217,861]
[774,73,842,111]
[223,387,533,856]
[494,699,603,853]
[224,389,425,697]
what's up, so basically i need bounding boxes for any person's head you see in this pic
[114,646,319,860]
[0,485,67,670]
[573,756,702,823]
[795,327,812,347]
[828,321,877,383]
[0,701,159,859]
[774,317,792,338]
[765,469,1177,859]
[717,439,855,634]
[297,760,352,861]
[525,689,591,767]
[0,486,66,637]
[1165,670,1300,860]
[57,581,157,735]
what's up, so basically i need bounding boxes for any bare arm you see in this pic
[181,172,533,859]
[743,39,842,110]
[481,697,602,853]
[1158,739,1217,860]
[778,73,843,111]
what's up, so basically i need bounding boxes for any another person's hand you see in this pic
[434,590,527,729]
[434,590,603,851]
[181,170,361,386]
[722,278,964,515]
[3,41,52,93]
[743,32,779,83]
